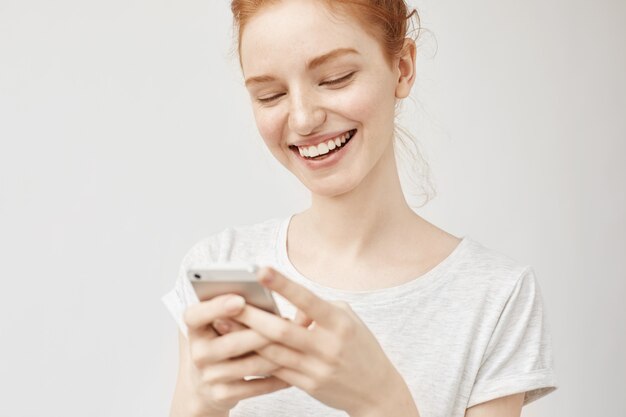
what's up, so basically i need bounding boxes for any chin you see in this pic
[302,177,360,198]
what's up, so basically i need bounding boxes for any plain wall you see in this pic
[1,0,624,415]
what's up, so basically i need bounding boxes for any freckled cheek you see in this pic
[337,84,393,124]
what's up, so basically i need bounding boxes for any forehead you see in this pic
[240,0,379,76]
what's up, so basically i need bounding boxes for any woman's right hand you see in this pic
[182,294,290,416]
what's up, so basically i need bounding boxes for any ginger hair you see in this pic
[231,0,421,65]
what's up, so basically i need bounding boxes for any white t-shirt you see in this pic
[162,216,558,416]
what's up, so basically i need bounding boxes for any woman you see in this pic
[162,0,558,416]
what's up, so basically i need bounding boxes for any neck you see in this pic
[299,143,424,257]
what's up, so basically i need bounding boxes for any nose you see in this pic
[287,89,326,136]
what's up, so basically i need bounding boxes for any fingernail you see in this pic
[213,319,230,333]
[225,295,245,312]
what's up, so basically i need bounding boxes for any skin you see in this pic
[169,0,526,416]
[241,0,461,291]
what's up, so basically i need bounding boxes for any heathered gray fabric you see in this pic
[162,215,558,416]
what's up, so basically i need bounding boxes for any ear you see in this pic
[394,38,417,99]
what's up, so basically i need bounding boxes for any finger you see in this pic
[213,318,249,335]
[202,353,281,383]
[256,341,325,377]
[257,267,336,328]
[199,322,219,339]
[329,300,354,313]
[211,318,255,360]
[293,309,314,329]
[219,376,290,401]
[272,367,315,393]
[184,294,246,337]
[192,328,272,366]
[234,303,319,355]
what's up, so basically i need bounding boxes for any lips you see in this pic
[289,129,356,148]
[289,129,357,160]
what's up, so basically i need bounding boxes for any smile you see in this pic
[289,129,357,160]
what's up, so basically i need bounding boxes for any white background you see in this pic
[1,0,624,415]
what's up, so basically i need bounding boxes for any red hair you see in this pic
[230,0,420,65]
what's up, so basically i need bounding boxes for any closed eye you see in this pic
[321,72,356,86]
[256,72,356,104]
[257,93,285,104]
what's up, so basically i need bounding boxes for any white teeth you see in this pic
[317,142,329,155]
[297,130,354,158]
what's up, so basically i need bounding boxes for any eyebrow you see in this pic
[244,47,359,87]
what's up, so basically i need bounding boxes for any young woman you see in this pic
[162,1,558,416]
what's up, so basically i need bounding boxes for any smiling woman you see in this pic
[161,1,558,416]
[239,0,408,198]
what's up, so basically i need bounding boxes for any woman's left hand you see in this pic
[231,266,419,417]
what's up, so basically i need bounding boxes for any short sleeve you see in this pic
[161,237,218,339]
[467,267,559,408]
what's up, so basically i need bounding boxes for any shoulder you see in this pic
[181,216,287,266]
[451,237,537,299]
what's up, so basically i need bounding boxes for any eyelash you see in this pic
[321,71,356,86]
[257,72,356,104]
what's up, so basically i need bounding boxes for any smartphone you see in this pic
[186,263,280,315]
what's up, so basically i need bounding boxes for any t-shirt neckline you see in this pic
[274,213,470,304]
